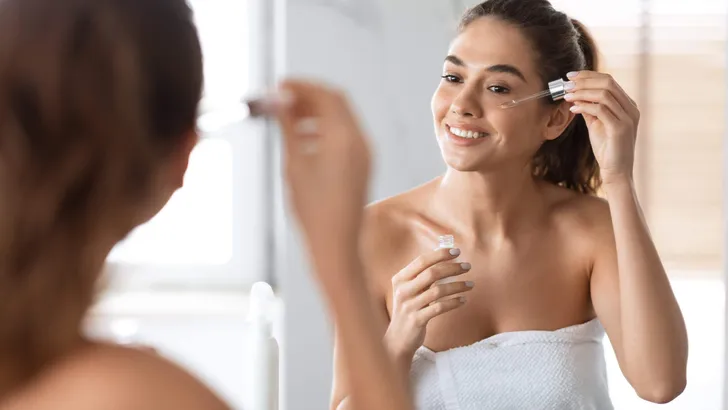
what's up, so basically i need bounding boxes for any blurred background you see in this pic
[85,0,726,409]
[557,1,726,408]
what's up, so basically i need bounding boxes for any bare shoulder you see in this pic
[362,180,437,251]
[361,197,412,256]
[360,180,438,284]
[7,343,230,410]
[544,183,614,243]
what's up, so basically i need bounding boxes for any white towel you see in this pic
[410,318,613,410]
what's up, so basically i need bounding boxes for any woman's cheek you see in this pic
[431,88,453,119]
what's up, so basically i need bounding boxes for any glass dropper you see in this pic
[197,95,285,133]
[500,78,569,109]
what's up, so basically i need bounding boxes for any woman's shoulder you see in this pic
[4,343,230,410]
[359,180,438,278]
[361,197,413,249]
[363,180,437,241]
[543,183,612,235]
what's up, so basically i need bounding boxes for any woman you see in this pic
[331,1,688,409]
[0,0,412,409]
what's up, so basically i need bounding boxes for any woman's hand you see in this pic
[384,247,474,363]
[274,80,416,410]
[563,70,640,185]
[273,80,371,259]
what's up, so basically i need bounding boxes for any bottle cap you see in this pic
[438,235,455,249]
[548,79,567,101]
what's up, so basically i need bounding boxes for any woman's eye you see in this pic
[441,74,462,83]
[488,85,510,94]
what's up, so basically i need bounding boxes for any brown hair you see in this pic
[460,0,601,194]
[0,0,202,391]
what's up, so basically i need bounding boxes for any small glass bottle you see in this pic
[438,234,455,249]
[436,235,456,285]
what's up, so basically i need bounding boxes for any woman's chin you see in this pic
[442,157,487,172]
[438,146,489,169]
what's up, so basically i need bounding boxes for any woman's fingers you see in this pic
[566,71,639,120]
[393,261,470,302]
[409,261,471,294]
[416,297,467,326]
[392,247,462,284]
[570,101,619,127]
[564,89,626,120]
[274,79,348,162]
[411,281,474,310]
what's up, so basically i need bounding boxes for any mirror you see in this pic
[77,1,724,410]
[279,1,725,409]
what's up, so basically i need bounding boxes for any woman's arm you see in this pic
[275,80,413,410]
[590,179,687,403]
[321,252,410,410]
[566,70,688,403]
[329,208,409,410]
[329,264,396,410]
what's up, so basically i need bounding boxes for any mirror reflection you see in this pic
[0,0,723,410]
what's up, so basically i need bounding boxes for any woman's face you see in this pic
[431,16,569,172]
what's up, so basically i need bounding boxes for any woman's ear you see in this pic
[171,129,199,188]
[544,102,575,141]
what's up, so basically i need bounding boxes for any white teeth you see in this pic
[449,126,486,139]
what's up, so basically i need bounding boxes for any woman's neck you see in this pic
[430,164,545,244]
[0,232,116,401]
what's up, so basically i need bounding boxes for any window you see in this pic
[106,0,271,288]
[552,0,725,273]
[642,1,724,272]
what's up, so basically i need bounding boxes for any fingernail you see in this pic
[569,105,580,113]
[449,248,461,256]
[460,262,471,271]
[459,296,466,303]
[566,71,578,79]
[563,81,575,91]
[295,117,319,134]
[271,90,295,110]
[465,281,474,288]
[563,93,574,101]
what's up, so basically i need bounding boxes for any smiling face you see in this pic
[432,16,572,172]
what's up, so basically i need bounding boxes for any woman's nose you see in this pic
[450,87,483,118]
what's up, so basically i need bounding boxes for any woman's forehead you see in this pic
[447,17,539,80]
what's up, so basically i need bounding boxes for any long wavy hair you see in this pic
[0,0,203,393]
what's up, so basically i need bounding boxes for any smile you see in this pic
[445,125,490,147]
[448,126,488,139]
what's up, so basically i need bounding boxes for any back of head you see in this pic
[0,0,202,392]
[460,0,601,194]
